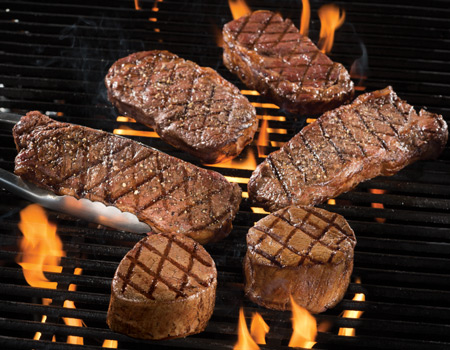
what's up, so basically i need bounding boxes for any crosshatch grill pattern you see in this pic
[230,10,338,88]
[0,0,450,349]
[116,232,215,301]
[249,206,356,266]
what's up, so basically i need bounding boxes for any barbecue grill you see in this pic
[1,0,449,349]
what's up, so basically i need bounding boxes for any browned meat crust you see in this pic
[13,111,242,244]
[223,10,354,115]
[105,50,258,164]
[107,231,217,339]
[244,206,356,313]
[248,86,448,212]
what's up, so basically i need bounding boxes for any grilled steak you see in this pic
[107,231,217,339]
[222,10,354,115]
[244,205,356,313]
[13,111,242,244]
[249,86,448,212]
[105,50,258,164]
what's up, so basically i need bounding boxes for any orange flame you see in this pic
[234,308,260,350]
[288,296,317,348]
[16,204,85,345]
[256,119,269,158]
[250,312,269,345]
[228,0,251,20]
[134,0,141,10]
[208,147,257,171]
[339,278,365,336]
[16,204,64,289]
[300,0,310,36]
[318,4,345,54]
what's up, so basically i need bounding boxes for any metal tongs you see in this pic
[0,112,151,233]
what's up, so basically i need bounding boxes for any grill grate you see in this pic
[1,0,450,349]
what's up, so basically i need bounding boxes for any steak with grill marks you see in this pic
[244,205,356,313]
[13,111,242,244]
[248,86,448,212]
[105,50,258,164]
[107,231,217,339]
[222,10,354,115]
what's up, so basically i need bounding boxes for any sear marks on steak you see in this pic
[105,50,258,164]
[248,86,448,212]
[244,205,356,313]
[13,111,242,244]
[107,231,217,340]
[223,10,354,115]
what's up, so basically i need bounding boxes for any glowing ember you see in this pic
[369,188,387,223]
[103,339,118,348]
[288,295,317,348]
[228,0,251,20]
[234,308,260,350]
[134,0,141,10]
[339,278,365,336]
[16,204,64,289]
[300,0,310,36]
[318,4,345,54]
[328,199,336,205]
[250,312,269,345]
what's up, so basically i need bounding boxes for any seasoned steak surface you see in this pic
[248,86,448,211]
[223,10,354,115]
[13,111,242,244]
[107,231,217,339]
[105,50,258,164]
[245,205,355,313]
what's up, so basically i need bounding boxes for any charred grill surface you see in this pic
[13,111,242,244]
[105,50,258,164]
[222,10,354,115]
[107,231,217,340]
[248,86,448,211]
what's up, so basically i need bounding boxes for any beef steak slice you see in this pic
[13,111,242,244]
[248,86,448,212]
[223,10,354,115]
[107,231,217,339]
[105,50,258,164]
[244,205,356,313]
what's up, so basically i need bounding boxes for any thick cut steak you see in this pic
[105,50,258,164]
[107,231,217,339]
[223,10,354,115]
[248,86,448,212]
[244,206,356,313]
[13,111,242,244]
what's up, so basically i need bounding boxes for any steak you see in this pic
[244,205,356,313]
[105,50,258,164]
[222,10,354,115]
[248,86,448,212]
[107,231,217,339]
[13,111,242,244]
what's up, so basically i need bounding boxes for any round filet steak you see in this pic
[107,231,217,340]
[222,10,354,115]
[105,50,258,164]
[244,206,356,313]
